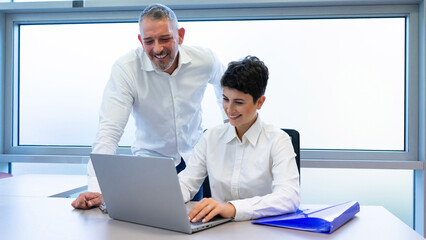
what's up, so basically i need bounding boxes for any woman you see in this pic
[179,56,300,223]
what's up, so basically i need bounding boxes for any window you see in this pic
[4,4,419,162]
[19,23,140,147]
[183,18,406,151]
[18,18,405,151]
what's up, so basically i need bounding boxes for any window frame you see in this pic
[1,3,422,170]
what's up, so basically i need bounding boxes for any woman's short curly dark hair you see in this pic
[221,56,269,103]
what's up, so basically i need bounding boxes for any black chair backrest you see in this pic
[281,128,301,175]
[202,128,301,198]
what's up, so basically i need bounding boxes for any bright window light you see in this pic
[18,18,405,150]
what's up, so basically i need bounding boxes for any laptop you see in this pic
[90,153,232,234]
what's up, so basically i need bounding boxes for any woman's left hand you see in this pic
[188,198,236,223]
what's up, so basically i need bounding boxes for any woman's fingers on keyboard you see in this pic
[189,198,221,223]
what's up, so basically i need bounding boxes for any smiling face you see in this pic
[138,17,185,74]
[222,87,265,139]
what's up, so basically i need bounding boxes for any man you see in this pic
[72,3,225,209]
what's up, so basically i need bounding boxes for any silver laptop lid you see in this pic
[90,153,192,233]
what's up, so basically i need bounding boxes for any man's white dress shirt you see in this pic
[88,45,225,192]
[179,116,301,221]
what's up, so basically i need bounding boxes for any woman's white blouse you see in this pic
[179,116,301,221]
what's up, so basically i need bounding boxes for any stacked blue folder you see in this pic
[252,201,360,234]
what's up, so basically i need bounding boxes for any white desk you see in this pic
[0,196,423,240]
[0,174,87,197]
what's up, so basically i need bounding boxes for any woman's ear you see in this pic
[256,95,266,110]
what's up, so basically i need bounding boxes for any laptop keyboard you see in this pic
[186,204,225,226]
[190,216,224,226]
[190,220,205,226]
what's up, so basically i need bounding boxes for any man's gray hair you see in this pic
[139,3,179,30]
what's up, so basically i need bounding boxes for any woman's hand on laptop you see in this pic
[188,198,236,223]
[71,192,104,209]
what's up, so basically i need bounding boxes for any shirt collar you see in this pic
[223,114,262,146]
[140,45,191,73]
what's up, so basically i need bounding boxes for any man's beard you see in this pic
[150,50,175,71]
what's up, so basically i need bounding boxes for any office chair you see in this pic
[281,128,301,175]
[202,128,301,198]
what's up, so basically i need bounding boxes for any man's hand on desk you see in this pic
[71,192,104,209]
